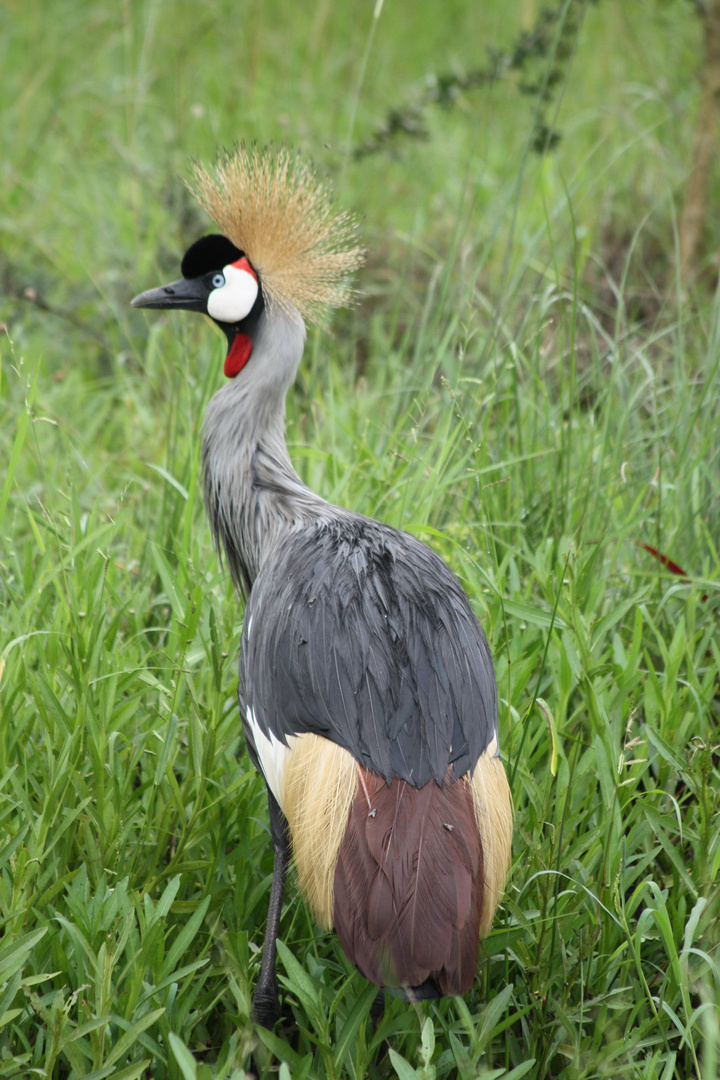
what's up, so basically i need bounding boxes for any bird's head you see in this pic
[132,233,264,379]
[132,146,364,380]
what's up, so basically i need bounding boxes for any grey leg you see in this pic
[252,788,290,1028]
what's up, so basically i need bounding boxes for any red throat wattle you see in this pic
[224,333,253,378]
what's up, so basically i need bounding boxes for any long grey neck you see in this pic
[201,307,328,596]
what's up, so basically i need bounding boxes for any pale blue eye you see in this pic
[212,273,225,289]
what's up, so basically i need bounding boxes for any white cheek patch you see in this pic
[207,264,259,323]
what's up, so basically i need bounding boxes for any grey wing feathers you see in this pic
[239,515,498,786]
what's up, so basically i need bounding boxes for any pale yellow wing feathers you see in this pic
[469,751,514,937]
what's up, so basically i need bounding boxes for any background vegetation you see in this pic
[1,0,719,1077]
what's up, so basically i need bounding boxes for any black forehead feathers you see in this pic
[181,234,244,279]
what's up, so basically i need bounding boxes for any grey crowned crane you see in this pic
[132,147,513,1027]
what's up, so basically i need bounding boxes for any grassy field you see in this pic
[1,0,719,1077]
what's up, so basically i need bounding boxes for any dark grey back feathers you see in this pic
[240,514,498,786]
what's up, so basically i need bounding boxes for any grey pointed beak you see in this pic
[131,276,208,312]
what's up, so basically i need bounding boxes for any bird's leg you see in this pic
[370,988,385,1025]
[252,788,290,1028]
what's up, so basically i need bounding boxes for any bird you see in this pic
[132,146,513,1027]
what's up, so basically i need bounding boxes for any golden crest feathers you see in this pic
[186,146,364,326]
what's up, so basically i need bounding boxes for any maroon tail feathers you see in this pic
[333,769,483,997]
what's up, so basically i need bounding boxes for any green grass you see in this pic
[1,0,719,1077]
